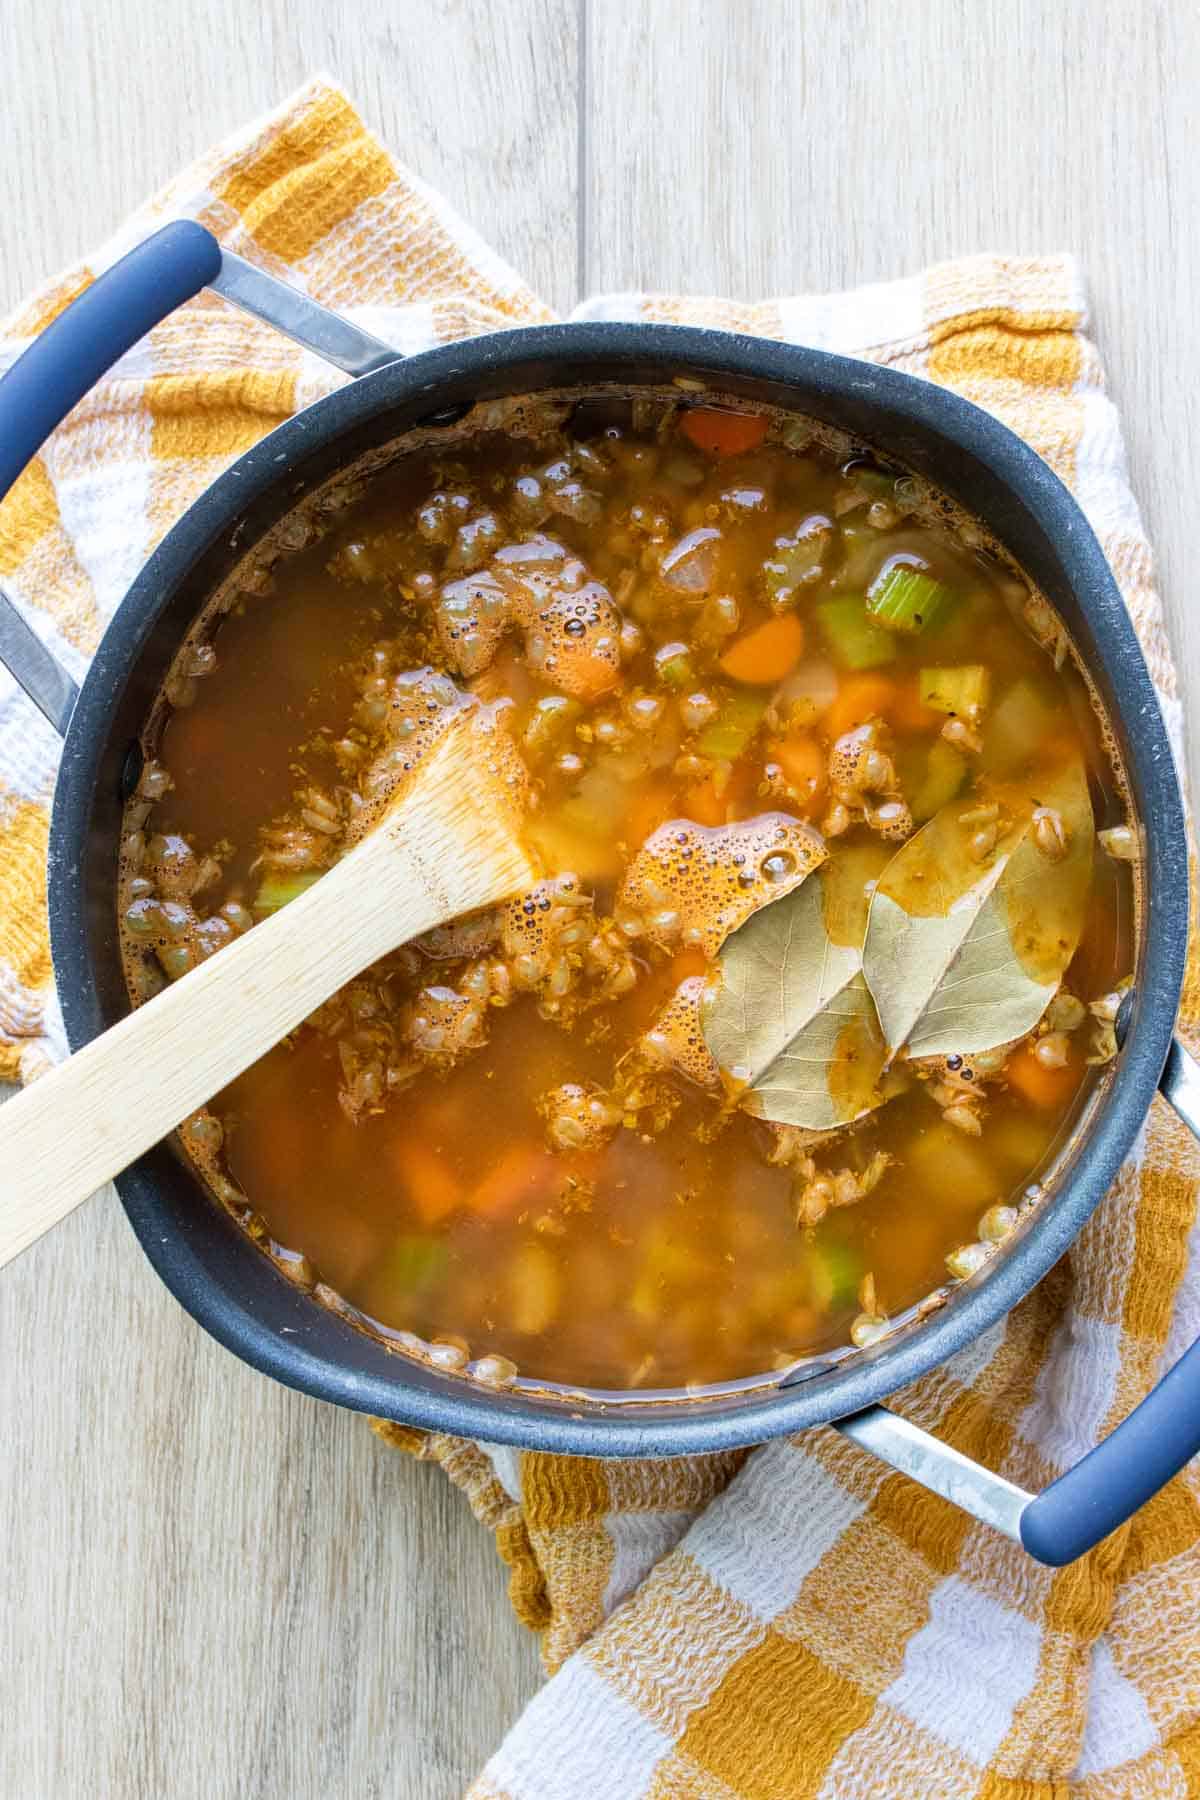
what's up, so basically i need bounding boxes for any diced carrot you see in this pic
[679,408,770,458]
[685,756,758,826]
[719,614,805,685]
[469,1142,556,1219]
[767,733,826,815]
[394,1138,460,1226]
[823,674,900,742]
[684,773,729,826]
[723,757,761,816]
[566,657,623,702]
[890,677,941,734]
[625,780,677,847]
[1005,1044,1081,1111]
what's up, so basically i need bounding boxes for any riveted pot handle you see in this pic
[1018,1034,1200,1564]
[0,222,401,733]
[840,1035,1200,1567]
[0,221,221,735]
[0,221,223,507]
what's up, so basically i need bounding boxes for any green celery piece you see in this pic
[918,664,990,716]
[815,597,898,671]
[382,1235,449,1293]
[852,467,899,499]
[867,563,957,634]
[762,524,829,604]
[911,739,969,821]
[253,870,322,914]
[807,1237,863,1311]
[697,690,769,761]
[655,645,697,689]
[524,694,582,754]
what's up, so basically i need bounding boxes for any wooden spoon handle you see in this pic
[0,831,449,1270]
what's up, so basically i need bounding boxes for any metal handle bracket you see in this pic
[840,1030,1200,1566]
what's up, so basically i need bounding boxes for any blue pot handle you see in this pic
[0,221,222,505]
[1020,1332,1200,1564]
[1019,1034,1200,1563]
[0,220,399,733]
[838,1035,1200,1566]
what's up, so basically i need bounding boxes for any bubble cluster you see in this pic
[433,529,622,701]
[401,985,489,1067]
[618,814,825,955]
[641,974,721,1088]
[434,569,511,676]
[537,1082,621,1153]
[523,581,622,699]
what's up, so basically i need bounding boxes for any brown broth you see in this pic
[119,393,1136,1392]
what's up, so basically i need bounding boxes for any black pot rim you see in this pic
[47,321,1189,1456]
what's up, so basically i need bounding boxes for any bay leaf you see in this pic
[861,755,1094,1060]
[701,862,889,1130]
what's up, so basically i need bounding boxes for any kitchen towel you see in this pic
[2,77,1198,1799]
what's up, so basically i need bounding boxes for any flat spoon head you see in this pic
[0,708,538,1269]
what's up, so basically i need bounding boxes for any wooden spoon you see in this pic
[0,717,537,1270]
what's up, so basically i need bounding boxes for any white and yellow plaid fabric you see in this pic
[4,79,1199,1799]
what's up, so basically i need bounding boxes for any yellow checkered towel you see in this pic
[3,77,1199,1800]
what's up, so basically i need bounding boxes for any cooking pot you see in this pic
[1,222,1197,1568]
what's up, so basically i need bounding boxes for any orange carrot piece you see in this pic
[768,734,827,815]
[568,658,622,702]
[1005,1045,1081,1111]
[679,408,769,458]
[625,780,677,847]
[684,774,729,826]
[890,678,942,734]
[469,1142,555,1219]
[394,1138,460,1226]
[823,674,900,741]
[686,756,759,826]
[719,614,805,685]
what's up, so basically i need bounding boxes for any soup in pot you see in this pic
[119,392,1136,1392]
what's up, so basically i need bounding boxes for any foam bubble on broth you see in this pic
[619,816,826,956]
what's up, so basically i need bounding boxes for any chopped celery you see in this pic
[382,1235,449,1293]
[815,597,898,671]
[523,694,582,755]
[697,690,769,761]
[910,739,969,821]
[807,1238,863,1310]
[866,562,957,634]
[253,870,322,914]
[918,664,990,717]
[837,514,876,549]
[654,641,697,689]
[981,677,1059,774]
[762,520,830,607]
[851,466,898,500]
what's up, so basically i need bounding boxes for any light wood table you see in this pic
[1,4,1197,1795]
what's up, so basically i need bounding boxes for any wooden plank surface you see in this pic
[585,0,1200,801]
[2,3,1199,1796]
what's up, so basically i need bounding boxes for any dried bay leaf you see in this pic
[861,755,1094,1060]
[701,859,889,1130]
